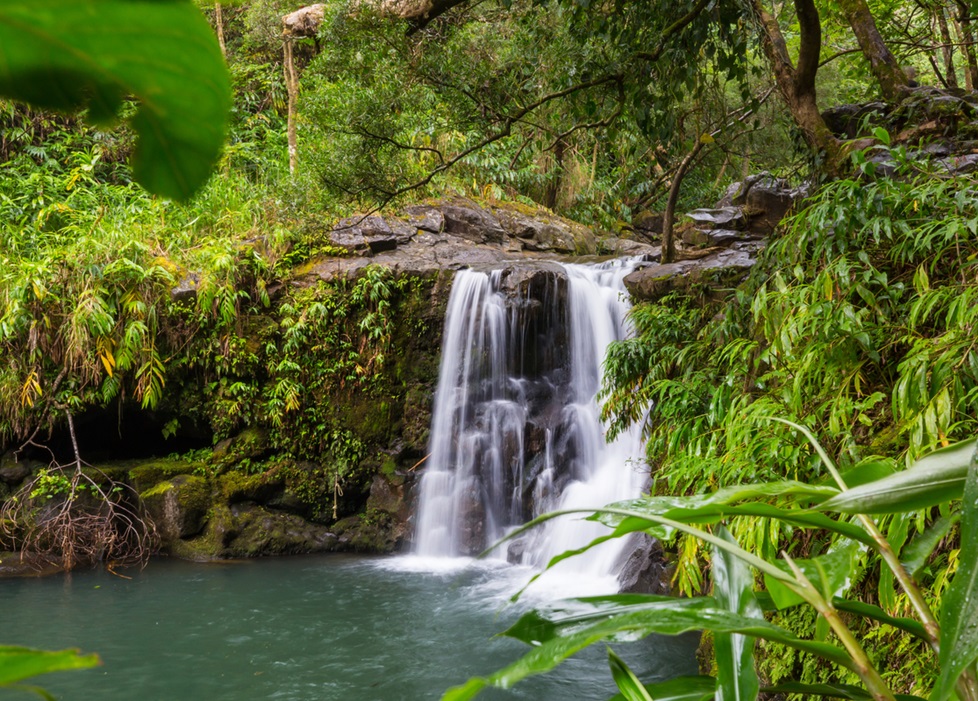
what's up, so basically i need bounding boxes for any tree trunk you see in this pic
[543,139,566,210]
[750,0,842,171]
[835,0,908,100]
[284,38,299,175]
[938,4,959,89]
[214,2,226,58]
[954,0,978,89]
[661,139,705,264]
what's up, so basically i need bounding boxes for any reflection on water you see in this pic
[0,555,697,700]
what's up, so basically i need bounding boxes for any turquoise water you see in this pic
[0,555,697,700]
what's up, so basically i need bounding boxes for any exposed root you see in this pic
[0,462,159,572]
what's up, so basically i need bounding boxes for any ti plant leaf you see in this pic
[0,0,232,200]
[442,596,857,701]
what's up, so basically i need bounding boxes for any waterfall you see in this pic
[413,258,646,588]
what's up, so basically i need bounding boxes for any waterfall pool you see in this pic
[0,555,698,700]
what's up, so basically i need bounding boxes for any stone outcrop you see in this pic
[305,197,652,284]
[624,174,806,302]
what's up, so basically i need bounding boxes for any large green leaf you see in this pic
[933,451,978,701]
[0,0,231,200]
[713,528,761,701]
[594,496,872,545]
[443,599,858,700]
[763,540,863,610]
[818,440,977,514]
[0,646,99,685]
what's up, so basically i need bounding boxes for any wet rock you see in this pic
[400,205,445,233]
[686,207,746,229]
[491,205,595,253]
[0,452,35,485]
[212,427,271,469]
[171,272,200,302]
[141,474,211,541]
[822,102,888,139]
[439,199,507,244]
[507,538,527,564]
[618,535,672,595]
[599,237,661,258]
[937,153,978,175]
[623,241,764,302]
[218,504,339,557]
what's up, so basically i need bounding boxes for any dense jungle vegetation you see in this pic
[5,0,978,698]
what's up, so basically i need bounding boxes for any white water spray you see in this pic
[412,258,646,592]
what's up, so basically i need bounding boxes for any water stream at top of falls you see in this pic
[412,257,647,593]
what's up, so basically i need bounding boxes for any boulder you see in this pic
[686,207,747,229]
[400,205,445,233]
[821,101,888,139]
[618,535,672,595]
[439,199,508,244]
[141,474,210,541]
[491,205,595,253]
[329,215,416,255]
[0,452,35,485]
[623,241,763,302]
[219,504,339,556]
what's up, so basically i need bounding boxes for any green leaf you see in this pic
[0,646,100,685]
[713,528,761,701]
[762,681,924,701]
[818,440,977,514]
[444,603,855,701]
[900,513,959,578]
[607,648,654,701]
[609,676,717,701]
[763,540,863,610]
[0,0,232,200]
[829,599,928,641]
[933,452,978,701]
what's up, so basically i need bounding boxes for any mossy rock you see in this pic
[218,504,339,557]
[126,457,204,494]
[212,427,271,469]
[141,474,211,542]
[329,510,406,553]
[217,469,282,504]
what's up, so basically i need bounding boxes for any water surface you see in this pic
[0,555,697,700]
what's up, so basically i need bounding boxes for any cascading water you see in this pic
[413,258,647,590]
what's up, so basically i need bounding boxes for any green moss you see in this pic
[125,457,204,494]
